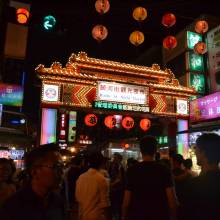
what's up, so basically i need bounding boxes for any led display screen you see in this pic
[0,84,23,107]
[40,108,57,145]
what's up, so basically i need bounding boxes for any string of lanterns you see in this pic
[92,3,210,50]
[162,12,177,50]
[193,20,209,55]
[92,0,110,42]
[129,6,147,46]
[84,113,151,131]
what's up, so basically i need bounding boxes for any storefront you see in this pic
[36,52,196,156]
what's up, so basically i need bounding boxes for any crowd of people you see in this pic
[0,133,220,220]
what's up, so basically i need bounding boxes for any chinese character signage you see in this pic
[42,84,59,102]
[94,101,150,113]
[190,92,220,122]
[97,81,148,105]
[189,73,205,94]
[177,99,188,115]
[187,31,202,50]
[187,52,204,72]
[0,84,23,107]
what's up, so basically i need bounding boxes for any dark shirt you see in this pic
[182,170,220,220]
[173,168,189,202]
[0,185,66,220]
[125,161,174,220]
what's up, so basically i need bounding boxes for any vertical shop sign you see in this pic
[59,113,67,140]
[68,111,77,142]
[187,31,202,50]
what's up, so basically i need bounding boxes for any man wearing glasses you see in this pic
[0,143,66,220]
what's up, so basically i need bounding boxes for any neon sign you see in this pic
[190,92,220,122]
[94,101,150,112]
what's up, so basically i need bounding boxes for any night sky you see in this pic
[17,0,219,123]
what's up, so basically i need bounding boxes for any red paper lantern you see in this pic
[194,42,207,55]
[122,116,134,130]
[84,114,98,126]
[162,13,176,28]
[163,36,177,49]
[195,20,208,34]
[92,25,108,41]
[104,115,116,129]
[95,0,110,15]
[140,118,151,131]
[16,8,30,24]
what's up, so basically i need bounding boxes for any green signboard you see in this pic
[157,136,168,144]
[189,73,205,94]
[94,101,150,113]
[187,31,202,49]
[187,52,204,72]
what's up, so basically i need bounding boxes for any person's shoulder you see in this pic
[2,187,26,210]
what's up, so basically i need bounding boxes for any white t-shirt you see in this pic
[75,168,110,220]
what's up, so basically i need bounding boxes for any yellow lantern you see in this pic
[92,25,108,41]
[95,0,110,14]
[195,20,209,34]
[133,7,147,21]
[129,31,145,46]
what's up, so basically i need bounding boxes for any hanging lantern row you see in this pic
[129,31,145,46]
[133,7,148,22]
[195,20,209,34]
[95,0,110,15]
[162,13,176,28]
[163,35,177,49]
[194,41,207,55]
[84,114,151,131]
[92,24,108,41]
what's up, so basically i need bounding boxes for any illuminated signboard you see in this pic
[0,150,24,160]
[42,84,59,102]
[68,111,77,142]
[187,52,204,72]
[189,73,205,94]
[94,101,150,113]
[0,84,23,107]
[9,150,25,160]
[176,99,188,115]
[0,150,9,158]
[187,31,202,50]
[40,108,57,145]
[157,136,168,144]
[190,92,220,122]
[97,81,148,105]
[207,25,220,92]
